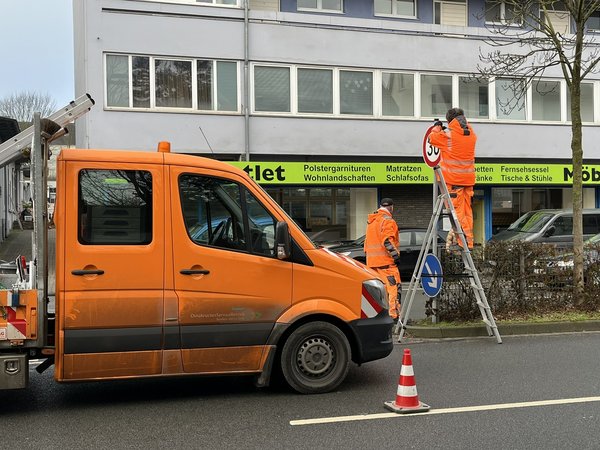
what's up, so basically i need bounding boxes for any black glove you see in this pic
[393,256,401,266]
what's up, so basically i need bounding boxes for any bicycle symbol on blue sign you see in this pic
[421,254,443,297]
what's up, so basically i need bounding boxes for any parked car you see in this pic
[533,232,600,285]
[327,228,448,280]
[490,209,600,248]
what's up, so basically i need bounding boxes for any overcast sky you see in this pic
[0,0,74,107]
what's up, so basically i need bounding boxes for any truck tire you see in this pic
[280,321,351,394]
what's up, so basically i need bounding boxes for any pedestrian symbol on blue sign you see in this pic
[421,254,443,297]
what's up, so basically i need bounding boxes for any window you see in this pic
[587,8,600,31]
[552,216,573,236]
[495,78,526,120]
[106,55,129,107]
[105,54,239,112]
[340,70,373,115]
[179,174,276,256]
[485,1,519,24]
[298,0,342,12]
[132,56,150,108]
[382,72,414,116]
[567,83,594,122]
[459,76,488,119]
[78,170,153,245]
[421,74,452,118]
[532,80,561,121]
[197,60,238,111]
[155,59,192,108]
[374,0,416,17]
[298,68,333,113]
[434,0,467,26]
[254,66,291,112]
[540,1,570,34]
[153,0,238,4]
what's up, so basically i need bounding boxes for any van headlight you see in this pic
[362,279,388,310]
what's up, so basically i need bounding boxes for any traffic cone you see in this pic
[384,348,430,414]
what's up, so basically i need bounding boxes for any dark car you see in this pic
[533,232,600,285]
[490,209,600,248]
[327,228,448,280]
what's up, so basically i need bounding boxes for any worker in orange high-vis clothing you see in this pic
[428,107,477,249]
[364,198,401,321]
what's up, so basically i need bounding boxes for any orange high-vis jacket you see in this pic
[428,116,477,187]
[364,208,400,268]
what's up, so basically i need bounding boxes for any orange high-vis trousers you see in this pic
[448,185,474,249]
[372,265,401,319]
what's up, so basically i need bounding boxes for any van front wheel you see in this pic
[281,321,350,394]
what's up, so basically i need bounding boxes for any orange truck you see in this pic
[0,96,393,394]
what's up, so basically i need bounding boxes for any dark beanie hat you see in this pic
[446,107,465,123]
[380,198,394,207]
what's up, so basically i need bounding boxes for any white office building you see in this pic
[74,0,600,243]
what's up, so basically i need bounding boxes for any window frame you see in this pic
[104,53,240,114]
[297,0,344,13]
[433,0,468,26]
[78,169,153,246]
[484,0,522,26]
[539,1,571,35]
[373,0,418,19]
[139,0,240,7]
[178,173,277,257]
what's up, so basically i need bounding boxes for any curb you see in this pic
[405,320,600,338]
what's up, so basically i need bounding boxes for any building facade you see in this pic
[74,0,600,244]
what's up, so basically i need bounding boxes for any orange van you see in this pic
[43,144,394,394]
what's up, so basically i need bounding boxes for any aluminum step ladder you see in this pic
[0,93,94,166]
[393,165,502,344]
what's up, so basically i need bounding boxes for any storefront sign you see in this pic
[229,162,600,186]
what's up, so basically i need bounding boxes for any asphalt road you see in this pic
[2,333,600,449]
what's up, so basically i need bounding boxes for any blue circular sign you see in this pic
[421,254,443,297]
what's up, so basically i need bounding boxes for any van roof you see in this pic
[58,148,247,178]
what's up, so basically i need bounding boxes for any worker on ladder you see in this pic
[428,107,477,249]
[364,198,401,322]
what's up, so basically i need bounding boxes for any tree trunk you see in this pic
[570,79,585,305]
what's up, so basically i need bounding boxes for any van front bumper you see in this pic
[348,310,394,364]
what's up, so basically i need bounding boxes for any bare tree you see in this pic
[478,1,600,305]
[0,91,57,122]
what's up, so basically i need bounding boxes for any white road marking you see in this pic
[289,396,600,426]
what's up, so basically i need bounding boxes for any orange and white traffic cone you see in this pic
[384,348,430,414]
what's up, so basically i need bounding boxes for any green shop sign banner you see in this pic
[229,162,600,186]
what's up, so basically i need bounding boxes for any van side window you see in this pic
[552,216,573,236]
[244,187,276,256]
[78,169,152,245]
[179,174,276,256]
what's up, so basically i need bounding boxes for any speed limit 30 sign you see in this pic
[422,125,442,167]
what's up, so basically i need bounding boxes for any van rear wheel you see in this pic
[281,321,350,394]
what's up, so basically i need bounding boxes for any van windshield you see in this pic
[506,211,555,233]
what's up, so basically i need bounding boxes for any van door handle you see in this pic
[72,269,105,276]
[180,269,210,275]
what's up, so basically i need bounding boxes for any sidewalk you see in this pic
[0,228,33,263]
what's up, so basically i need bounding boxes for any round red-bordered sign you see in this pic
[422,125,441,167]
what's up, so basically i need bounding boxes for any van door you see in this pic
[60,164,164,380]
[170,167,292,374]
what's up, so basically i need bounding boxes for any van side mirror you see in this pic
[543,225,556,238]
[275,221,291,260]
